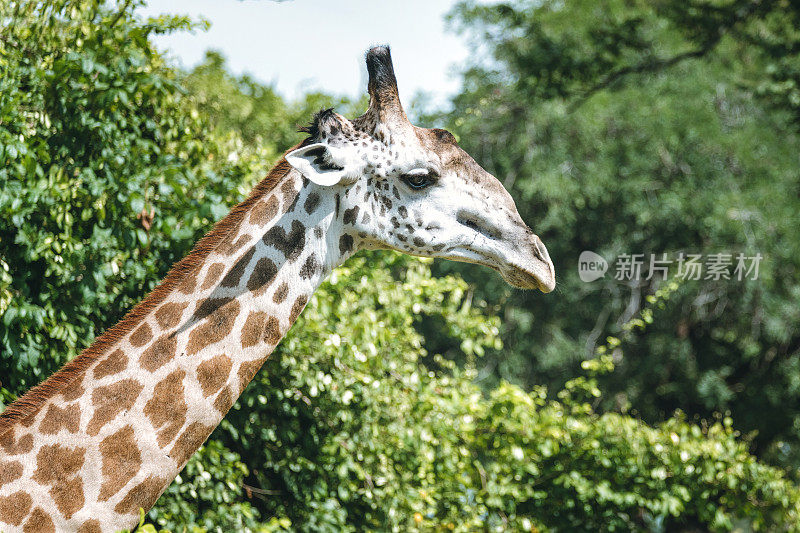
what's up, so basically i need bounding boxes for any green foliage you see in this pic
[0,0,255,395]
[3,1,800,531]
[476,383,800,532]
[151,258,800,532]
[443,0,800,473]
[182,50,365,158]
[202,253,501,532]
[151,440,263,531]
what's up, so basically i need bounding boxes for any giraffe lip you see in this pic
[503,264,555,293]
[479,257,555,292]
[498,238,556,292]
[488,238,556,292]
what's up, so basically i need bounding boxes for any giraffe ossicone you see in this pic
[0,46,555,532]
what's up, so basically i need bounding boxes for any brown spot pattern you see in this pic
[201,263,226,290]
[223,234,252,256]
[77,520,102,533]
[300,254,319,280]
[241,311,268,348]
[20,412,36,427]
[130,323,153,347]
[250,195,280,226]
[50,475,85,519]
[187,299,240,356]
[0,430,33,455]
[155,301,188,329]
[263,316,282,345]
[94,348,128,380]
[177,266,200,294]
[169,422,213,466]
[273,282,289,304]
[114,475,167,516]
[280,180,299,211]
[32,444,85,484]
[197,354,233,396]
[0,460,22,489]
[290,295,308,323]
[145,370,187,447]
[343,206,359,225]
[304,192,321,213]
[246,257,278,294]
[61,371,86,402]
[238,359,263,393]
[39,403,80,435]
[87,379,143,435]
[139,334,178,373]
[214,386,234,414]
[0,491,32,526]
[263,220,305,262]
[23,507,54,533]
[221,247,256,288]
[98,425,141,501]
[193,296,233,322]
[339,234,354,255]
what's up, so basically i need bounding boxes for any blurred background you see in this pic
[2,0,800,530]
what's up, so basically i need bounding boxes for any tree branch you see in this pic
[568,0,769,112]
[109,0,133,30]
[568,44,715,112]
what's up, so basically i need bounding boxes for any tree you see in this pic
[443,0,800,472]
[4,2,800,531]
[0,0,230,393]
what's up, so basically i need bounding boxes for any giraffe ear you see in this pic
[286,143,360,187]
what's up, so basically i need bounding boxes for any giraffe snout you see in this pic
[529,234,556,292]
[493,225,556,293]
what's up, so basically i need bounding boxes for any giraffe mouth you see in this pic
[447,248,555,293]
[502,263,556,292]
[503,236,556,292]
[461,232,555,292]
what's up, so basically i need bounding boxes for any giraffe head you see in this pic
[286,46,555,292]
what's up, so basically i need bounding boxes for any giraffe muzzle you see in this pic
[448,223,556,292]
[500,234,556,293]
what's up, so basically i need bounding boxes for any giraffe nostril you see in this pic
[531,235,552,266]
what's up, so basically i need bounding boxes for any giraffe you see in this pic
[0,46,555,532]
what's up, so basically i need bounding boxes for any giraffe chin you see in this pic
[502,265,556,293]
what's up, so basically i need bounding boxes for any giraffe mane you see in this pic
[0,146,302,436]
[297,108,336,140]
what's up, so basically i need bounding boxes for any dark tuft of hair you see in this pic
[431,128,458,144]
[298,108,337,139]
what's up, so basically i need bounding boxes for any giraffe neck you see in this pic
[0,164,351,532]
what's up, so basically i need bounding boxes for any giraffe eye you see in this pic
[401,170,435,190]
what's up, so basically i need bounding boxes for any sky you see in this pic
[139,0,471,107]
